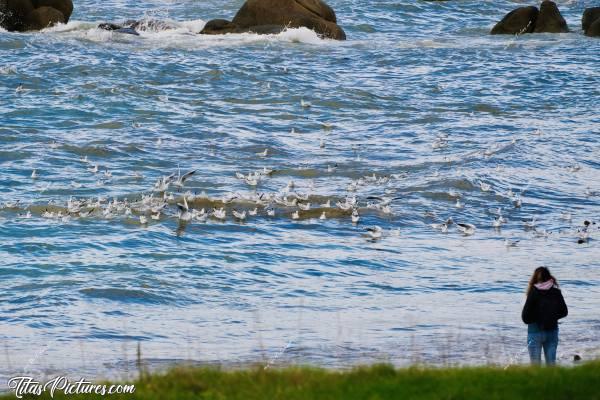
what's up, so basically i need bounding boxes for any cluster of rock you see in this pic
[0,0,72,31]
[1,0,598,40]
[582,7,600,36]
[96,0,346,40]
[491,1,599,37]
[200,0,345,40]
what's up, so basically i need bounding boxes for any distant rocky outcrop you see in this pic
[490,6,538,35]
[533,1,568,33]
[0,0,72,31]
[200,0,346,40]
[490,1,568,35]
[583,7,600,37]
[97,19,178,35]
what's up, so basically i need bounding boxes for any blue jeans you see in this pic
[527,325,559,365]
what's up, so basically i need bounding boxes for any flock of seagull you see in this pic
[1,98,598,244]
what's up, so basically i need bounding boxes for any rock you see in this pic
[200,0,346,40]
[582,7,600,36]
[0,0,34,31]
[490,6,538,35]
[200,18,243,34]
[533,1,568,33]
[31,0,72,21]
[587,18,600,37]
[0,0,72,31]
[25,5,64,30]
[97,19,177,34]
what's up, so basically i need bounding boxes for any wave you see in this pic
[36,19,329,47]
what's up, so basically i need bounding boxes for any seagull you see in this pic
[457,223,476,236]
[173,168,196,189]
[139,215,148,225]
[492,218,503,229]
[42,210,54,218]
[321,200,331,208]
[80,155,89,163]
[31,169,38,179]
[104,170,112,178]
[261,167,273,176]
[212,208,226,220]
[337,201,353,211]
[177,197,192,221]
[300,99,311,108]
[351,209,360,224]
[267,208,275,217]
[195,212,208,222]
[298,202,311,211]
[156,137,163,146]
[294,192,309,201]
[431,222,449,233]
[567,164,581,173]
[523,217,536,230]
[455,199,464,209]
[15,83,24,93]
[292,210,300,220]
[233,210,247,221]
[431,138,448,150]
[154,173,176,192]
[513,196,522,208]
[245,176,259,186]
[89,164,99,174]
[577,229,590,244]
[235,172,245,180]
[249,208,258,216]
[327,164,337,173]
[151,212,161,220]
[320,212,327,220]
[256,149,268,158]
[365,226,383,240]
[479,181,492,192]
[505,239,520,247]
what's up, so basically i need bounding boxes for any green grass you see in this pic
[3,362,600,400]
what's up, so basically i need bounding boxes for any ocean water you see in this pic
[1,0,599,382]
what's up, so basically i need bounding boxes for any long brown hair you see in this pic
[527,266,559,295]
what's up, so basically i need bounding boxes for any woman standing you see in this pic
[522,267,568,365]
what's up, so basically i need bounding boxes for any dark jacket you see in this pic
[522,286,568,331]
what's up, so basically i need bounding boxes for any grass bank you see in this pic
[3,362,600,399]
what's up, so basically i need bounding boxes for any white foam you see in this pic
[26,19,332,48]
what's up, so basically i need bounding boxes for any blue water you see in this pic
[1,0,599,382]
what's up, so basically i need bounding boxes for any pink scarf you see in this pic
[535,279,554,290]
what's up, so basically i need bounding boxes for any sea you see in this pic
[1,0,599,383]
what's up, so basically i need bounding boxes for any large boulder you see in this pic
[582,7,600,36]
[586,18,600,37]
[533,1,568,33]
[0,0,34,31]
[31,0,72,21]
[490,6,538,35]
[200,0,346,40]
[25,5,64,30]
[0,0,72,31]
